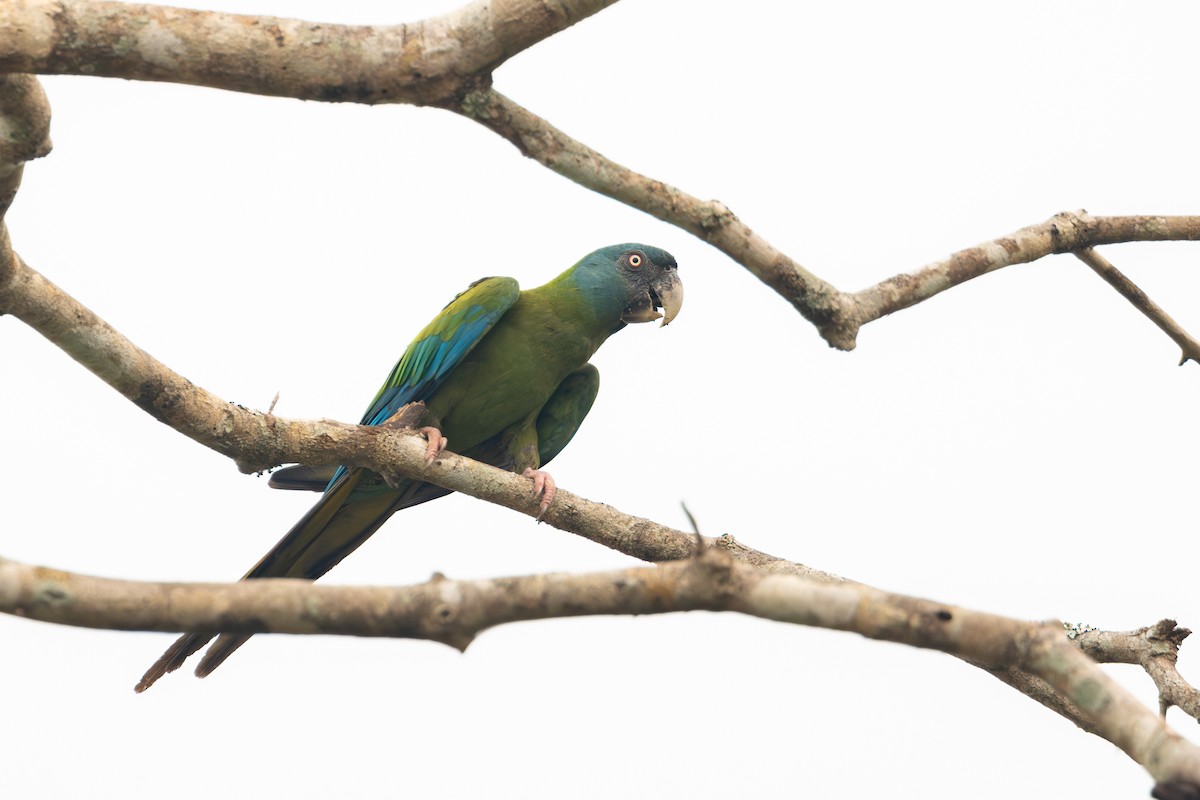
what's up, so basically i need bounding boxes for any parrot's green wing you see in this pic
[535,364,600,466]
[454,364,600,477]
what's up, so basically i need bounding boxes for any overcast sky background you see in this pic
[5,1,1200,797]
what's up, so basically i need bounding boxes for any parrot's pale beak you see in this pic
[622,269,684,326]
[652,270,683,327]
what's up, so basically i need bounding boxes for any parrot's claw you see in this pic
[522,468,557,521]
[418,427,448,465]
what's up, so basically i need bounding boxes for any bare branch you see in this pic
[1074,248,1200,365]
[0,0,618,105]
[973,662,1103,737]
[740,569,1200,790]
[456,88,849,339]
[3,549,1199,787]
[1076,620,1200,723]
[0,250,242,445]
[844,212,1200,350]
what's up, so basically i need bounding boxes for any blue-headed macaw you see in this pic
[134,243,682,691]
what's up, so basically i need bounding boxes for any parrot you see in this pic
[134,243,682,692]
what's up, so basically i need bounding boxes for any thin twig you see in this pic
[680,502,701,535]
[1075,248,1200,365]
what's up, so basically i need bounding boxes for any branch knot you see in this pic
[1047,209,1090,253]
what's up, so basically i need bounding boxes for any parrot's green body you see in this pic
[135,243,682,691]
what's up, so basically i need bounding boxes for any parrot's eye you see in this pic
[627,253,643,268]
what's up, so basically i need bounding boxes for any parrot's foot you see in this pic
[522,468,557,521]
[418,427,448,465]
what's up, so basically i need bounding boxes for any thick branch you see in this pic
[3,550,1199,788]
[0,0,617,105]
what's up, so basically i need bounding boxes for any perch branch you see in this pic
[2,549,1199,789]
[0,251,838,582]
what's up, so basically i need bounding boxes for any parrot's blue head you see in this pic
[573,243,683,328]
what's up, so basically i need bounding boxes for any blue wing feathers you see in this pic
[357,277,519,428]
[321,277,519,495]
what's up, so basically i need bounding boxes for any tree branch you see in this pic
[852,212,1200,323]
[456,87,850,337]
[0,0,618,105]
[3,549,1199,788]
[1074,248,1200,365]
[1076,620,1200,721]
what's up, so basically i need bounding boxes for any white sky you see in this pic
[5,1,1200,797]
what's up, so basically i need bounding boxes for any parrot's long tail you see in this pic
[135,632,216,693]
[134,470,446,692]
